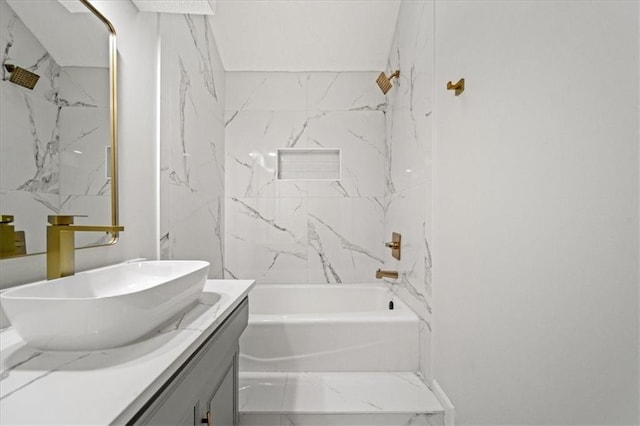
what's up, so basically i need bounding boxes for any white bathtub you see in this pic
[239,284,419,372]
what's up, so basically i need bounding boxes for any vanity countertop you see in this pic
[0,279,255,425]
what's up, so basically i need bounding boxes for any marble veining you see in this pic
[16,95,60,193]
[226,197,308,283]
[225,71,387,284]
[309,213,383,264]
[0,352,91,402]
[0,350,42,382]
[159,13,225,276]
[383,0,435,382]
[232,197,303,244]
[239,372,443,415]
[175,56,193,190]
[184,15,218,101]
[1,0,112,253]
[308,220,342,283]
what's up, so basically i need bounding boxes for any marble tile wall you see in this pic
[383,0,435,382]
[159,14,225,278]
[0,0,111,252]
[224,4,435,383]
[224,72,387,284]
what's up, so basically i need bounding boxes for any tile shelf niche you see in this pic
[277,148,341,181]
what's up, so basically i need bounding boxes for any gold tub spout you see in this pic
[375,269,399,280]
[47,215,124,280]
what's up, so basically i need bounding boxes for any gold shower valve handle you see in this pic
[386,232,401,260]
[447,78,465,96]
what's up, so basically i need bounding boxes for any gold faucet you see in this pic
[376,269,399,280]
[0,215,17,258]
[47,215,124,280]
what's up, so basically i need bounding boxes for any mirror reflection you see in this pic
[0,0,112,257]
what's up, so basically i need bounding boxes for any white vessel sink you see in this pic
[1,260,210,351]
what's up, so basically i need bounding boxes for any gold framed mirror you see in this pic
[0,0,120,258]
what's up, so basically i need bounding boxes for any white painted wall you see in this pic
[0,1,159,288]
[432,1,639,424]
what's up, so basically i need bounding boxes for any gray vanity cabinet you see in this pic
[200,358,236,425]
[132,299,248,426]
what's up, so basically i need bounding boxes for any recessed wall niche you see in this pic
[277,148,341,181]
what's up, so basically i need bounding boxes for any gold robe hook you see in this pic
[446,78,465,96]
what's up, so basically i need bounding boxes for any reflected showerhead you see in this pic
[376,70,400,95]
[4,64,40,90]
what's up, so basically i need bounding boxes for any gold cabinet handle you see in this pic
[201,411,212,425]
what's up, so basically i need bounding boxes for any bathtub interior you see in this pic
[239,283,420,372]
[247,283,408,315]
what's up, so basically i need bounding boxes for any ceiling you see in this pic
[8,0,401,71]
[210,0,401,72]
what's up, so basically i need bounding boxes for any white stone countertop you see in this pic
[0,279,255,425]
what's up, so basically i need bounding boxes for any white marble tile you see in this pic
[306,111,386,198]
[307,72,385,112]
[395,1,433,76]
[226,111,309,198]
[307,197,384,283]
[225,197,308,283]
[388,109,431,193]
[58,66,109,108]
[165,171,211,223]
[163,61,222,194]
[0,85,59,192]
[239,372,443,415]
[159,13,226,268]
[384,183,432,323]
[226,72,307,112]
[161,14,224,110]
[239,374,288,412]
[383,0,435,387]
[59,106,110,196]
[161,197,224,278]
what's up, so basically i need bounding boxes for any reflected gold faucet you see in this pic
[0,215,17,258]
[0,215,26,258]
[376,269,399,280]
[47,215,124,280]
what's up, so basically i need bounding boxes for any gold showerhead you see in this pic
[376,70,400,95]
[4,64,40,90]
